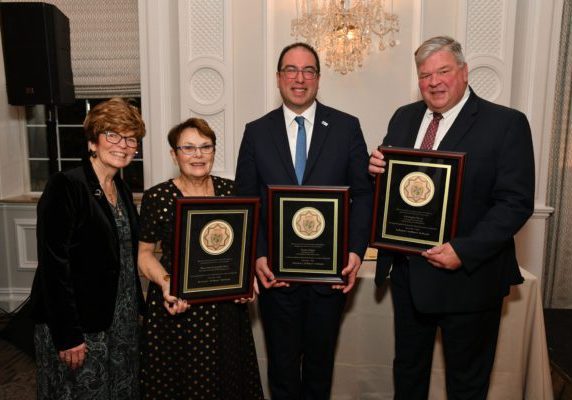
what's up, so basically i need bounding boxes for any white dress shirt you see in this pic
[414,87,471,149]
[283,102,316,165]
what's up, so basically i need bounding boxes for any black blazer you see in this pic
[235,102,373,270]
[376,89,535,313]
[30,158,145,351]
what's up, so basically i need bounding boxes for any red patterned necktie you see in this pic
[420,112,443,150]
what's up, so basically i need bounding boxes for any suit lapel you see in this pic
[438,89,479,151]
[404,105,426,147]
[82,159,120,253]
[83,159,114,222]
[269,108,298,184]
[304,102,330,182]
[385,102,426,148]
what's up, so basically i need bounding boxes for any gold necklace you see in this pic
[108,199,123,217]
[107,184,123,217]
[103,181,116,205]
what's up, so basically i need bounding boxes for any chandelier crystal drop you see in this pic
[291,0,400,75]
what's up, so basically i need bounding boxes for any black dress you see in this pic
[139,176,264,400]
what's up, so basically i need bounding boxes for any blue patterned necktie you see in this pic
[294,116,307,184]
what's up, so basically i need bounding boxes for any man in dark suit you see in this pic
[369,36,535,399]
[235,42,372,399]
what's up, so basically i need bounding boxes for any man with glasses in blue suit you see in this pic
[236,42,373,400]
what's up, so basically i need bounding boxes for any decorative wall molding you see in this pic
[178,0,234,177]
[458,0,517,105]
[513,0,563,205]
[0,287,30,312]
[0,287,30,297]
[14,218,37,270]
[264,0,275,113]
[410,0,424,101]
[138,0,181,187]
[531,205,555,220]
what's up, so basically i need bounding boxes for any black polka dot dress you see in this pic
[139,176,264,400]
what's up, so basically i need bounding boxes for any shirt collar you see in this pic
[424,86,471,120]
[283,101,317,126]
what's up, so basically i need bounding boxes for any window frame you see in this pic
[24,98,144,193]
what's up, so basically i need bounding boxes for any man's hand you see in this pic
[333,252,362,293]
[58,342,87,370]
[369,147,386,175]
[255,256,289,289]
[422,243,462,270]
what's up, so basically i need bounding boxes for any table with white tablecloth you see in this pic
[250,263,553,400]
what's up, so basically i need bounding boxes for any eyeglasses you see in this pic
[280,66,319,80]
[176,144,215,155]
[101,131,139,148]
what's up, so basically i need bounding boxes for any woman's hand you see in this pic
[138,241,190,315]
[58,342,87,370]
[253,276,259,296]
[234,278,259,304]
[162,282,190,315]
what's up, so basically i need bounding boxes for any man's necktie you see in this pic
[294,116,307,184]
[420,112,443,150]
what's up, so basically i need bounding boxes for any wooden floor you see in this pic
[0,311,35,400]
[0,337,35,400]
[553,362,572,400]
[546,309,572,400]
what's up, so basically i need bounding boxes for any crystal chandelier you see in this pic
[291,0,400,75]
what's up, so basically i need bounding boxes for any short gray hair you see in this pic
[414,36,466,67]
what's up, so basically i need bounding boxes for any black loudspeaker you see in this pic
[0,2,75,105]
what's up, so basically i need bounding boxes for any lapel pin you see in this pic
[321,121,328,126]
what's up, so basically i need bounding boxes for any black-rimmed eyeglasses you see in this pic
[101,131,139,148]
[176,144,215,155]
[280,66,319,80]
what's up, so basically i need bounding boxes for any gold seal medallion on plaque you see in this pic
[292,207,325,240]
[199,220,234,255]
[399,172,435,207]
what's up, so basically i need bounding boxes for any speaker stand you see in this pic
[46,105,58,175]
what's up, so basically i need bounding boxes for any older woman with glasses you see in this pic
[137,117,264,400]
[30,98,146,399]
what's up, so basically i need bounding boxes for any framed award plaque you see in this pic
[267,185,349,284]
[172,197,260,303]
[370,146,465,254]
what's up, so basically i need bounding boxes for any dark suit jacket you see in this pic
[376,89,535,313]
[235,102,373,282]
[30,158,145,351]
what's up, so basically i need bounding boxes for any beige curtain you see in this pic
[543,0,572,308]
